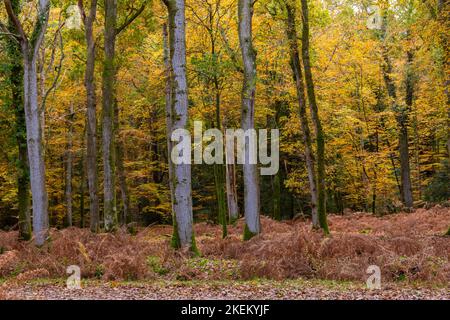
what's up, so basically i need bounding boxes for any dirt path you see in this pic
[2,280,449,300]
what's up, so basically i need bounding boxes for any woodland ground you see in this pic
[0,207,449,300]
[2,279,449,300]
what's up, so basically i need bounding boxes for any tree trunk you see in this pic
[300,0,329,233]
[78,0,100,232]
[23,51,49,246]
[78,124,87,228]
[214,162,227,237]
[437,0,450,159]
[4,0,53,246]
[101,0,146,230]
[380,16,414,208]
[163,23,177,245]
[65,104,74,227]
[6,0,31,241]
[114,100,129,225]
[164,0,197,251]
[400,50,414,208]
[272,171,281,221]
[225,159,239,223]
[102,0,118,231]
[284,1,319,227]
[238,0,260,240]
[437,3,450,237]
[213,72,227,238]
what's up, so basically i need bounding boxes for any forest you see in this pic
[0,0,449,300]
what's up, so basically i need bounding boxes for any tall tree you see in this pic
[3,0,50,246]
[284,0,319,227]
[435,0,450,160]
[78,123,87,228]
[4,0,31,240]
[78,0,100,232]
[162,22,176,244]
[163,0,197,251]
[114,99,129,225]
[403,47,415,205]
[102,0,118,231]
[238,0,260,240]
[300,0,329,233]
[65,103,74,227]
[379,10,414,208]
[225,153,239,223]
[102,0,147,232]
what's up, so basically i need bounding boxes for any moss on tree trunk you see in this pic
[6,0,31,241]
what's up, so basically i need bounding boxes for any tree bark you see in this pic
[437,0,450,159]
[284,1,319,227]
[65,104,74,227]
[102,0,118,231]
[401,50,415,208]
[225,159,239,223]
[300,0,329,233]
[24,51,50,246]
[211,16,227,238]
[78,0,100,232]
[273,171,281,221]
[114,100,129,225]
[214,161,227,237]
[379,16,413,208]
[163,23,177,245]
[78,123,87,228]
[164,0,197,251]
[101,0,146,231]
[238,0,260,240]
[4,0,51,246]
[5,0,31,241]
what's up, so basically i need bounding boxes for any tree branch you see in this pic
[0,26,20,42]
[219,26,243,74]
[3,0,27,43]
[116,2,147,36]
[78,0,87,25]
[29,0,51,52]
[88,0,98,23]
[78,0,98,27]
[41,23,65,113]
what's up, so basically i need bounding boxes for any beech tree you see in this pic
[102,0,118,231]
[379,4,414,208]
[163,0,197,251]
[300,0,329,233]
[284,0,318,228]
[3,0,31,240]
[238,0,260,240]
[162,22,175,239]
[65,103,74,227]
[102,0,147,231]
[78,0,100,232]
[3,0,50,246]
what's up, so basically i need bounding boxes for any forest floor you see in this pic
[1,206,449,300]
[2,278,449,300]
